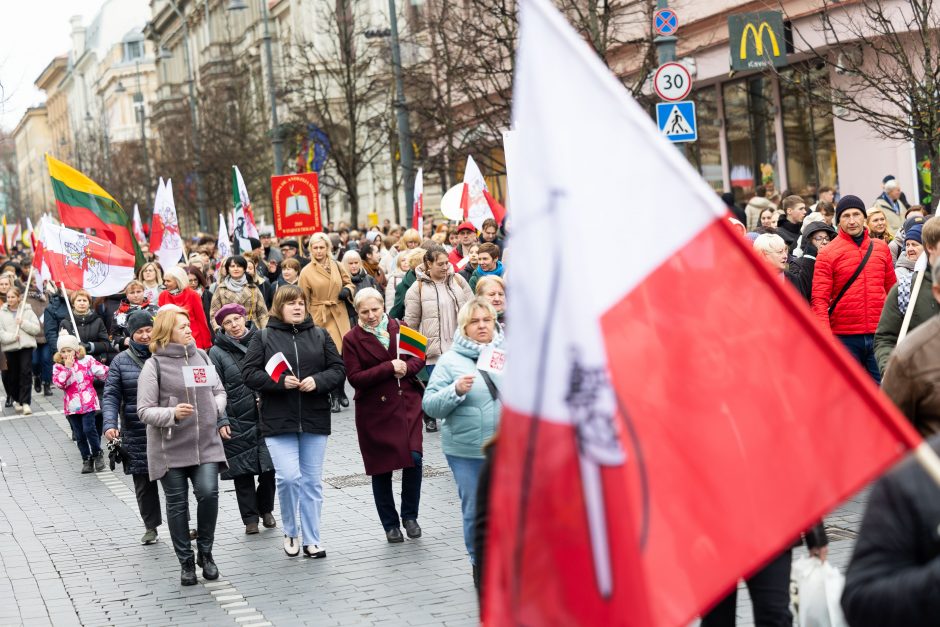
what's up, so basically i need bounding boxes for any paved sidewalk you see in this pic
[0,385,876,626]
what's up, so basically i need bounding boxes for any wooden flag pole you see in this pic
[60,282,79,338]
[396,332,401,389]
[898,253,929,344]
[915,442,940,488]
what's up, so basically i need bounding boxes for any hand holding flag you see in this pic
[265,352,293,382]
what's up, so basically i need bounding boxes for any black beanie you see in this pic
[126,310,155,338]
[835,195,867,223]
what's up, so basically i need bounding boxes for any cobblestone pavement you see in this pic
[0,385,874,626]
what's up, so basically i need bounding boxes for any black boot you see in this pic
[338,388,349,408]
[4,397,12,408]
[330,394,342,413]
[43,383,52,397]
[33,376,41,393]
[180,557,197,586]
[473,564,480,589]
[81,458,94,474]
[196,552,219,580]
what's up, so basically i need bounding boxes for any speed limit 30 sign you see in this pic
[653,62,692,102]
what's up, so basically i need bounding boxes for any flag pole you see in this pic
[396,331,401,389]
[60,282,78,336]
[14,267,34,334]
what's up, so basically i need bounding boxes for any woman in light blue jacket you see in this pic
[422,297,503,581]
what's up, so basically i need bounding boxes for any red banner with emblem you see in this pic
[270,172,322,238]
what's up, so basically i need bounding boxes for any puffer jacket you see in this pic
[811,230,895,335]
[209,326,274,480]
[403,266,474,364]
[242,316,346,438]
[422,327,504,459]
[60,310,116,366]
[101,343,151,475]
[43,293,70,348]
[136,341,228,482]
[874,265,939,373]
[0,303,40,352]
[53,355,109,415]
[880,315,940,438]
[841,434,940,626]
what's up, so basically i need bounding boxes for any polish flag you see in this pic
[412,167,424,233]
[482,1,923,625]
[460,155,506,232]
[265,352,292,382]
[132,203,147,245]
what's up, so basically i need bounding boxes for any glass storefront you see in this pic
[687,86,723,191]
[779,65,837,194]
[724,77,778,203]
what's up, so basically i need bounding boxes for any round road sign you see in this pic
[653,62,692,102]
[653,9,679,36]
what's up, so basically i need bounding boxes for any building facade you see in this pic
[12,107,54,221]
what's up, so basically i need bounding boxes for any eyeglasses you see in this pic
[811,235,831,244]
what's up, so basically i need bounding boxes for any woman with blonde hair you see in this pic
[475,275,506,327]
[138,262,164,304]
[137,307,227,586]
[298,232,355,412]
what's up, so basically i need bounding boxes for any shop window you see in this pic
[724,77,779,204]
[687,85,722,191]
[779,64,837,196]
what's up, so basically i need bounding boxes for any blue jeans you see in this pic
[445,454,485,564]
[32,342,52,383]
[67,412,101,460]
[160,463,219,563]
[837,334,880,384]
[265,433,328,546]
[371,451,422,531]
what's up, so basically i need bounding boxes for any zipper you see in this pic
[293,326,302,432]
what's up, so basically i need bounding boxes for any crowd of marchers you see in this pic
[0,217,506,590]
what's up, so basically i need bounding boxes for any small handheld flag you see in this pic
[265,352,293,382]
[398,326,428,360]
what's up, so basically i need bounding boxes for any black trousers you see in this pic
[160,463,219,563]
[371,451,422,531]
[4,349,33,405]
[232,470,276,524]
[133,473,162,530]
[701,549,793,627]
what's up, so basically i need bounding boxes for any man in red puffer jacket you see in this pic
[812,195,896,383]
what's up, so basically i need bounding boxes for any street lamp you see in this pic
[226,0,284,175]
[162,0,209,232]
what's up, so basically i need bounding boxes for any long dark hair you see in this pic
[186,265,209,290]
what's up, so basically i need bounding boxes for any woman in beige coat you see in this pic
[209,256,269,330]
[299,232,355,412]
[0,288,41,414]
[404,248,473,432]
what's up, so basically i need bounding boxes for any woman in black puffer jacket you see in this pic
[102,310,162,546]
[209,303,276,536]
[243,285,345,559]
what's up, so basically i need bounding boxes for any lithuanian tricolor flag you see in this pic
[398,325,428,360]
[46,154,145,268]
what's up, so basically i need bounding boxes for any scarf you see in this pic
[362,258,382,278]
[359,313,390,349]
[225,275,249,293]
[130,340,151,359]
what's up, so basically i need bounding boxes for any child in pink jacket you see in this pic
[53,331,110,474]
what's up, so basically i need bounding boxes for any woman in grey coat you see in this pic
[137,306,228,587]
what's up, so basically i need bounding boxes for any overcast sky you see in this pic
[0,0,106,132]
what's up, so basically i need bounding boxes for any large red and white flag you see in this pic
[31,219,52,282]
[151,178,184,271]
[39,221,135,296]
[483,1,922,625]
[460,155,506,231]
[412,167,424,233]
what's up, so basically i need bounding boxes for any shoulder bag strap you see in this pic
[126,350,146,370]
[477,369,501,402]
[828,242,874,317]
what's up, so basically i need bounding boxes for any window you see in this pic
[124,39,143,62]
[723,77,779,203]
[687,86,723,191]
[779,64,837,194]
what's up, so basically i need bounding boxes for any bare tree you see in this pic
[0,131,21,218]
[284,0,392,228]
[783,0,940,210]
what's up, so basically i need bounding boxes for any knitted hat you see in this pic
[214,303,247,327]
[882,174,896,184]
[57,330,81,352]
[901,216,926,234]
[835,195,867,223]
[906,224,924,245]
[126,310,155,338]
[164,266,189,291]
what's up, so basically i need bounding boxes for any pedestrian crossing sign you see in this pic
[656,101,697,143]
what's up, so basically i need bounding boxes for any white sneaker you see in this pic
[13,402,22,413]
[303,545,326,559]
[21,404,31,416]
[283,536,300,557]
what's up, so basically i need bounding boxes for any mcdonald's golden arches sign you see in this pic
[728,11,788,71]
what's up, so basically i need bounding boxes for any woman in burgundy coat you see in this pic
[343,287,426,544]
